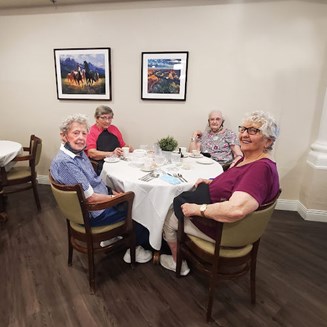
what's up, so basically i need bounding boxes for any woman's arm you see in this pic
[181,191,259,223]
[189,130,202,152]
[88,147,122,160]
[229,144,243,168]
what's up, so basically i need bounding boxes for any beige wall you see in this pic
[0,0,326,213]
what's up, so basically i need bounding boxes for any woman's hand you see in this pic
[181,203,199,217]
[114,147,123,156]
[194,178,212,188]
[193,130,202,138]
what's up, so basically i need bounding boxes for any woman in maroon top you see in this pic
[161,111,280,276]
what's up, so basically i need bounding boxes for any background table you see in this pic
[101,157,223,250]
[0,140,23,170]
[0,140,23,222]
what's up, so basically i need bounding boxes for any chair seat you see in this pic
[188,235,253,258]
[6,167,32,180]
[70,220,125,234]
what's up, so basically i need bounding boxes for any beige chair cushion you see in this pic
[188,235,253,258]
[70,220,125,234]
[6,167,32,180]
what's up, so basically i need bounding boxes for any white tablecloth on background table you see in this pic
[101,157,223,250]
[0,140,23,170]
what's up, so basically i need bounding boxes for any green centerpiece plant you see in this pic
[158,136,178,152]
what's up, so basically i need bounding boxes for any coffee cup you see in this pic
[122,146,129,157]
[179,146,187,156]
[192,149,201,157]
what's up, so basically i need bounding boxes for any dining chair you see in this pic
[49,174,136,293]
[176,191,281,322]
[0,135,42,211]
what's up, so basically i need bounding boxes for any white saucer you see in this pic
[196,158,214,165]
[190,154,203,158]
[104,157,120,163]
[141,167,155,172]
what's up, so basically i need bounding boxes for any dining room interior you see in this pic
[1,0,327,326]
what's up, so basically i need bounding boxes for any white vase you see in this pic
[161,150,172,163]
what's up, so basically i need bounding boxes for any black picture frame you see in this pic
[141,51,189,101]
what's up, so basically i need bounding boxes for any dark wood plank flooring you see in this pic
[1,185,326,327]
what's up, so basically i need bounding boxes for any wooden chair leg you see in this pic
[250,258,257,304]
[32,180,41,211]
[206,282,215,322]
[67,222,73,266]
[87,245,96,294]
[250,242,259,304]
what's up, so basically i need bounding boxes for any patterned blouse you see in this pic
[200,128,239,164]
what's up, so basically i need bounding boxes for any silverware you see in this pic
[167,172,186,183]
[139,172,159,182]
[139,172,152,181]
[146,172,159,181]
[178,173,188,182]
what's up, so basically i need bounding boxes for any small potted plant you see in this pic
[158,136,178,152]
[158,136,178,162]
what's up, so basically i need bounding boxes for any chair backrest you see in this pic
[49,174,87,225]
[30,135,42,167]
[220,201,277,247]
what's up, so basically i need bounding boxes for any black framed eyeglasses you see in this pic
[238,126,261,135]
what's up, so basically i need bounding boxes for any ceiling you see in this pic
[0,0,154,10]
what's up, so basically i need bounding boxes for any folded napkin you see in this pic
[160,174,181,185]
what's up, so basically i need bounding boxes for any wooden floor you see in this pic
[1,185,327,327]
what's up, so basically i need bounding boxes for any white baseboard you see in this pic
[38,174,50,185]
[37,175,327,223]
[269,198,327,222]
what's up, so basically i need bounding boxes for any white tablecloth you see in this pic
[101,157,223,250]
[0,140,23,170]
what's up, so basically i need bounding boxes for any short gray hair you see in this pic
[94,105,113,119]
[242,111,279,151]
[60,114,89,134]
[208,110,223,120]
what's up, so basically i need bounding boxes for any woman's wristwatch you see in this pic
[200,204,208,217]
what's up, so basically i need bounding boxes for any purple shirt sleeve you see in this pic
[209,158,279,205]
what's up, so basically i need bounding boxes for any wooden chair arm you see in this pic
[189,215,221,228]
[12,154,32,162]
[86,191,134,211]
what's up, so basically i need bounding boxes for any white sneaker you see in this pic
[123,245,152,263]
[160,254,190,276]
[100,236,123,247]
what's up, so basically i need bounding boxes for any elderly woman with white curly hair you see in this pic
[160,111,280,276]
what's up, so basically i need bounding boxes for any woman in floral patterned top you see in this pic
[189,110,243,169]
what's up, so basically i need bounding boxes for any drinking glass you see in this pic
[171,152,182,166]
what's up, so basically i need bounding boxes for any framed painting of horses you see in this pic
[54,47,111,100]
[141,51,188,101]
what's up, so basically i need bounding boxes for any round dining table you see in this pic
[0,140,23,222]
[101,155,223,250]
[0,140,23,170]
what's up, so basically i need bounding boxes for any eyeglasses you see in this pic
[238,126,261,135]
[99,116,113,121]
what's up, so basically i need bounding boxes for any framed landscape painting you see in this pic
[54,47,111,100]
[141,51,189,101]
